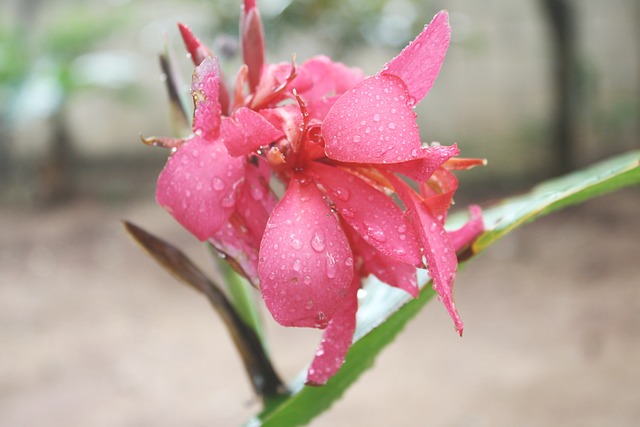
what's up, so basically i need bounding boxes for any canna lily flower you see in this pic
[148,2,484,386]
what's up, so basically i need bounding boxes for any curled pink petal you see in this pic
[258,176,354,329]
[449,205,484,252]
[344,223,418,297]
[421,167,459,220]
[381,10,451,104]
[323,74,421,164]
[308,162,421,266]
[156,136,245,240]
[383,144,459,182]
[388,174,463,335]
[220,107,284,156]
[192,57,222,140]
[306,276,359,386]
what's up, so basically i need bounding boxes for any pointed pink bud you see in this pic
[382,144,459,182]
[258,176,354,329]
[306,276,359,386]
[220,107,284,156]
[307,162,422,266]
[178,23,214,66]
[381,11,451,104]
[156,136,245,241]
[323,74,422,164]
[241,0,266,93]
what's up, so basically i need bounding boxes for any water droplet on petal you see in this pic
[373,113,381,122]
[304,275,312,284]
[388,122,396,130]
[353,135,361,143]
[367,226,387,243]
[211,177,225,191]
[305,299,314,310]
[290,238,303,250]
[334,187,351,201]
[398,224,407,233]
[310,229,326,252]
[292,258,302,271]
[325,252,337,279]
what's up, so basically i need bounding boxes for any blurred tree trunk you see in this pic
[540,0,579,174]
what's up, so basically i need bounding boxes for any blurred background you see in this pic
[1,0,638,426]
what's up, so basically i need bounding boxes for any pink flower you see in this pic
[150,3,484,386]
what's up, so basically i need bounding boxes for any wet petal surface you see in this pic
[258,176,354,328]
[191,57,222,140]
[308,162,421,266]
[323,74,421,164]
[388,174,463,334]
[306,276,359,386]
[220,107,284,156]
[156,136,245,240]
[381,10,451,104]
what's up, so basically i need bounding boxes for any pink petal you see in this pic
[235,162,277,246]
[388,174,463,334]
[383,144,459,182]
[448,205,484,252]
[381,11,451,104]
[258,176,354,329]
[191,57,222,140]
[241,0,265,92]
[344,223,418,297]
[156,136,245,240]
[306,276,359,386]
[294,56,365,119]
[421,167,459,220]
[220,107,284,156]
[209,217,260,286]
[323,74,422,164]
[178,23,213,66]
[307,162,421,266]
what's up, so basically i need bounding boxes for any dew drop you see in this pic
[340,208,355,219]
[411,148,419,158]
[304,275,312,284]
[353,135,361,143]
[292,258,302,272]
[397,224,407,233]
[373,113,381,122]
[325,252,337,278]
[211,177,225,191]
[305,299,314,310]
[367,226,387,243]
[221,194,235,208]
[310,229,326,252]
[388,122,396,130]
[290,238,303,250]
[334,187,351,201]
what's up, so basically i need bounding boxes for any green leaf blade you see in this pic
[247,151,639,427]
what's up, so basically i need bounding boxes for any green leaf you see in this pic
[471,150,640,253]
[247,150,640,427]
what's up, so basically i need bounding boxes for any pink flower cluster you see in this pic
[150,1,483,385]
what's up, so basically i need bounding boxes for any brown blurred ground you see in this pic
[1,188,639,427]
